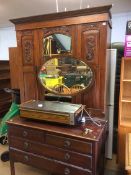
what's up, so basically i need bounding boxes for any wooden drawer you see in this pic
[45,134,92,154]
[8,126,44,143]
[10,149,92,175]
[9,137,92,170]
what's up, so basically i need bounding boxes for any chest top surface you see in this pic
[7,116,107,142]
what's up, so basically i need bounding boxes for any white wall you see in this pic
[0,27,17,60]
[112,12,131,43]
[0,12,131,60]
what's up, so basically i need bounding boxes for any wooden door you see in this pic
[16,30,40,102]
[38,25,77,100]
[73,22,109,116]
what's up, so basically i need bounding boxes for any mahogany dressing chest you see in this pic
[7,116,107,175]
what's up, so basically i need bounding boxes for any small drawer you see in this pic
[9,138,92,170]
[10,149,92,175]
[8,126,44,142]
[59,151,92,170]
[45,134,92,154]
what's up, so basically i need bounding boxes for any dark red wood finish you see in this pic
[9,5,112,117]
[7,116,107,175]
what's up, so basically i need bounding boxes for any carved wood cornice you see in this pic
[10,5,112,25]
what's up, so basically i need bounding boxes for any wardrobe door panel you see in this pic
[81,23,101,65]
[23,67,37,101]
[81,30,100,64]
[83,65,101,109]
[19,31,38,102]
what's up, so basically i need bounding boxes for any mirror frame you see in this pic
[43,33,72,57]
[38,56,95,96]
[43,27,73,59]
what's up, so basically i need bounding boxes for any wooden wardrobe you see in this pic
[9,5,112,117]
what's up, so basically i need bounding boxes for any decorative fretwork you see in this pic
[22,30,33,35]
[82,23,100,32]
[43,26,72,37]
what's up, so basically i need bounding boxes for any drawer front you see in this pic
[45,134,92,154]
[8,126,44,142]
[10,149,92,175]
[9,137,92,170]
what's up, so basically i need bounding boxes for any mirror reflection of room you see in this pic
[39,57,93,95]
[43,34,71,56]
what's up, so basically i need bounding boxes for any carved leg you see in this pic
[10,161,15,175]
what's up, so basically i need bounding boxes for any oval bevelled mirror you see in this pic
[43,34,71,57]
[38,57,94,95]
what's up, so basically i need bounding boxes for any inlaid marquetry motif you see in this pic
[82,29,99,62]
[22,39,33,65]
[86,35,96,60]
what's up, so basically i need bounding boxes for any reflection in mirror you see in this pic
[38,57,94,95]
[43,34,71,56]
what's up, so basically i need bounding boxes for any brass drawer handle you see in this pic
[64,140,71,148]
[23,131,28,137]
[64,153,70,161]
[24,142,29,149]
[64,168,70,175]
[24,155,29,162]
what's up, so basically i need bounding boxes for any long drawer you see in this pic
[10,149,92,175]
[9,125,93,155]
[9,126,44,143]
[45,133,92,154]
[9,137,92,170]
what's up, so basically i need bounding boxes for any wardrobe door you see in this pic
[81,22,109,68]
[74,22,109,114]
[38,25,77,100]
[17,30,39,102]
